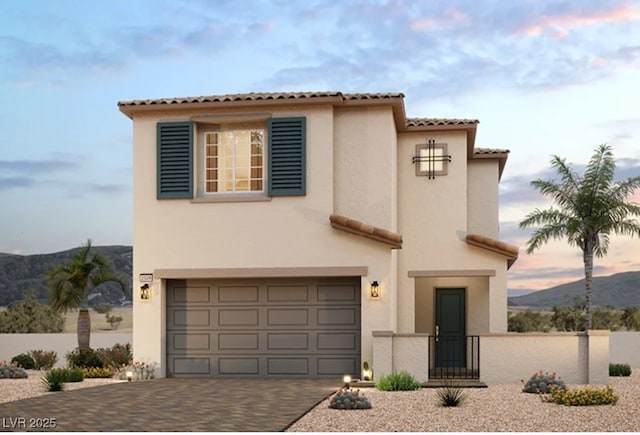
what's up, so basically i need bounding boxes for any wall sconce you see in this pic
[140,284,150,300]
[370,281,380,299]
[126,371,133,382]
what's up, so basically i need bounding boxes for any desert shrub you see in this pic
[543,385,618,406]
[65,367,85,382]
[105,313,123,329]
[375,370,421,391]
[93,304,113,314]
[0,361,28,379]
[328,387,372,410]
[522,371,566,394]
[551,304,585,331]
[620,307,640,331]
[117,362,155,381]
[11,353,36,370]
[29,350,58,370]
[0,293,64,333]
[436,380,468,407]
[508,310,552,332]
[96,343,132,368]
[42,368,68,392]
[82,367,115,378]
[66,348,103,369]
[592,308,622,331]
[609,363,632,377]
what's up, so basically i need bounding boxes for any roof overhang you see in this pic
[330,214,402,249]
[466,233,519,269]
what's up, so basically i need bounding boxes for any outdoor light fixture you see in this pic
[126,371,133,382]
[370,281,380,299]
[140,284,150,300]
[342,374,352,389]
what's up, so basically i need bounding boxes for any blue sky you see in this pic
[1,0,639,290]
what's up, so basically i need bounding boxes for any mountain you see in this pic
[508,271,640,308]
[0,246,133,307]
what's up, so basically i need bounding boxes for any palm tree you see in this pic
[519,144,640,329]
[47,239,128,348]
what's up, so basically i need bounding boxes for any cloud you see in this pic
[0,158,78,173]
[0,176,36,191]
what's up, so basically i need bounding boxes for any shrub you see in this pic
[117,362,155,381]
[375,370,421,391]
[93,304,113,314]
[592,308,622,331]
[0,361,28,379]
[11,353,36,370]
[42,368,68,392]
[66,367,85,382]
[609,363,632,377]
[106,314,123,329]
[508,310,552,332]
[82,367,115,379]
[522,371,566,394]
[621,307,640,331]
[66,348,103,369]
[29,350,58,370]
[96,343,132,368]
[0,293,65,333]
[543,385,618,406]
[436,380,468,407]
[328,387,372,410]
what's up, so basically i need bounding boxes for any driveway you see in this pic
[0,378,340,432]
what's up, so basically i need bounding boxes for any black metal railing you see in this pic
[428,335,480,379]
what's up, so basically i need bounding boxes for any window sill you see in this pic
[191,194,272,204]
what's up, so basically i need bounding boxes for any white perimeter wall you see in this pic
[610,331,640,367]
[0,333,132,367]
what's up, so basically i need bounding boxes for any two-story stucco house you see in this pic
[118,91,608,384]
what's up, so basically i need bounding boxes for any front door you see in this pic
[435,288,466,368]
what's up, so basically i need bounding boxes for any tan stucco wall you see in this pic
[467,160,499,238]
[131,105,398,375]
[396,131,508,334]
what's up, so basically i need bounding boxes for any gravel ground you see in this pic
[0,370,124,404]
[288,370,640,432]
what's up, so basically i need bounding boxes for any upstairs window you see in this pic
[204,129,264,193]
[413,141,450,179]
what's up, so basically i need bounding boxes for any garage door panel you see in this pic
[267,358,309,375]
[267,308,309,326]
[218,285,259,303]
[317,307,359,326]
[267,333,309,350]
[218,333,259,350]
[172,309,211,327]
[317,284,357,302]
[317,332,357,350]
[267,285,309,302]
[172,333,211,351]
[218,308,259,326]
[219,358,259,375]
[172,357,211,375]
[171,286,211,304]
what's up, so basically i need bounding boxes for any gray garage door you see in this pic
[166,277,361,377]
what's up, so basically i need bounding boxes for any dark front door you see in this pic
[435,288,466,368]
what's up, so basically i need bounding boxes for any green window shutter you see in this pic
[156,121,194,199]
[268,117,306,196]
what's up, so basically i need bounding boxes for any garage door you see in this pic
[166,277,361,377]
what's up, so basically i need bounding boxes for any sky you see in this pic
[1,0,639,291]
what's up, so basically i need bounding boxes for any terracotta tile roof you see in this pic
[118,91,404,108]
[474,148,510,156]
[330,214,402,249]
[466,234,519,269]
[406,118,479,127]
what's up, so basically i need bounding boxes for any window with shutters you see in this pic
[157,116,305,200]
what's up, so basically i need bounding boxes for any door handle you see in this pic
[435,325,439,342]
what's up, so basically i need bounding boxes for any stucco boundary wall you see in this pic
[373,330,610,385]
[610,331,640,367]
[0,333,132,367]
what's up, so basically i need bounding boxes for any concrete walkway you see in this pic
[0,378,340,432]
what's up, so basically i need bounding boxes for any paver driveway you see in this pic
[0,378,340,432]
